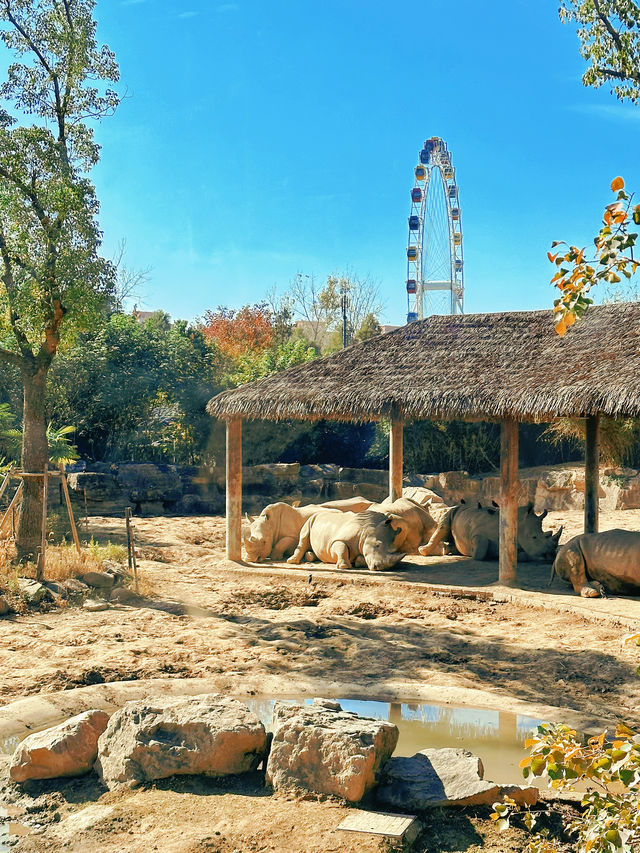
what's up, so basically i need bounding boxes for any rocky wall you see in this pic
[56,461,640,517]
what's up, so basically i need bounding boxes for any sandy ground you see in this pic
[1,507,639,851]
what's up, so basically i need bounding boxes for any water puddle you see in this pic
[0,695,542,786]
[246,697,539,784]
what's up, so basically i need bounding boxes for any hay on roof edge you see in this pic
[207,303,640,424]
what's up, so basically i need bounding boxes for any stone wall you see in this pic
[56,461,640,517]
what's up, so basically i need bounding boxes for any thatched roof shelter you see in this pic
[207,302,640,424]
[210,302,640,581]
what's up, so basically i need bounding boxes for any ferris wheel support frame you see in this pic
[406,137,464,321]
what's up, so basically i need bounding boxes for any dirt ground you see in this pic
[1,507,640,851]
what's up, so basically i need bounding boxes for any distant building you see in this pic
[381,324,402,334]
[132,309,158,324]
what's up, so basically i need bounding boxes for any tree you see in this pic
[0,0,119,557]
[201,303,275,359]
[285,270,384,352]
[550,177,639,334]
[560,0,640,103]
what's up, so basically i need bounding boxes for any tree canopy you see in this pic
[561,0,640,103]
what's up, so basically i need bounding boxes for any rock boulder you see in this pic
[10,710,110,782]
[266,699,398,802]
[94,693,267,789]
[376,747,500,809]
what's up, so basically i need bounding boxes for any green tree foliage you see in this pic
[47,313,224,463]
[285,271,383,351]
[561,0,640,103]
[0,0,119,555]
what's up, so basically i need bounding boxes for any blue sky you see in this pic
[89,0,639,326]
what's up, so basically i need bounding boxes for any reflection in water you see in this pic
[0,696,542,787]
[245,697,541,785]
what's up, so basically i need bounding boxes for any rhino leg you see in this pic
[468,535,490,561]
[354,555,367,567]
[554,544,603,597]
[287,519,313,565]
[331,541,352,570]
[419,516,452,556]
[272,536,298,560]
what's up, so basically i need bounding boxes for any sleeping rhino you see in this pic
[244,496,373,561]
[286,510,407,572]
[419,501,562,562]
[371,497,437,554]
[552,529,640,597]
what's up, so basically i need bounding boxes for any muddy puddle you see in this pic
[248,697,539,784]
[0,695,540,786]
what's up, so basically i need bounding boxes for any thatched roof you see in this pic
[207,303,640,424]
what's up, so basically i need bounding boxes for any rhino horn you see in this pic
[552,527,563,543]
[245,513,255,525]
[538,508,548,520]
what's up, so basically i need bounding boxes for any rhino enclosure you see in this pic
[208,304,639,584]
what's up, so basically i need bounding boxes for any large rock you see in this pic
[10,710,110,782]
[66,472,120,502]
[266,699,398,803]
[376,748,500,809]
[242,464,301,496]
[339,468,388,487]
[437,471,481,505]
[94,694,267,789]
[116,463,182,504]
[300,463,340,482]
[601,468,640,510]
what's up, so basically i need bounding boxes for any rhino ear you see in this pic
[487,506,497,515]
[526,502,534,514]
[539,508,548,520]
[460,498,466,504]
[477,501,483,510]
[291,500,301,508]
[245,513,255,524]
[492,500,500,508]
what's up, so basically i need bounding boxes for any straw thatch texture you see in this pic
[207,303,640,424]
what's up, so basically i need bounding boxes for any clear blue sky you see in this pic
[89,0,639,326]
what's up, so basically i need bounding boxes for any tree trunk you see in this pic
[16,360,49,560]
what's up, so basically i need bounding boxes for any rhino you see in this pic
[286,510,407,572]
[552,529,640,597]
[371,497,437,554]
[243,496,373,562]
[418,501,562,562]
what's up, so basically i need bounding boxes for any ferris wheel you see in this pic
[406,137,464,321]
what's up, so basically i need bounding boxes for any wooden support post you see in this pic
[37,467,48,582]
[59,466,82,556]
[125,507,139,593]
[499,419,519,587]
[226,418,243,561]
[0,464,14,503]
[585,414,600,534]
[389,418,404,502]
[0,480,22,535]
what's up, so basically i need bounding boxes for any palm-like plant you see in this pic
[0,406,79,467]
